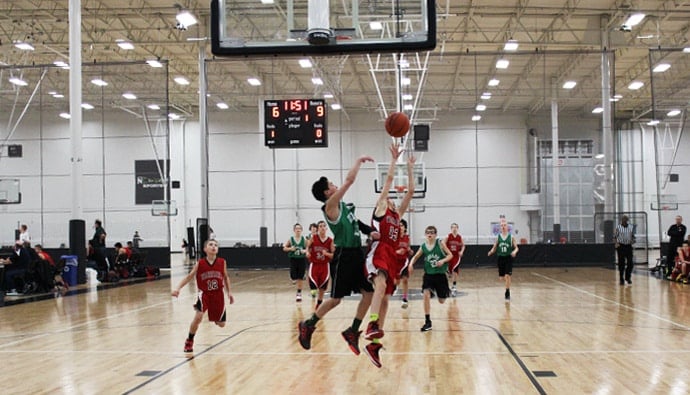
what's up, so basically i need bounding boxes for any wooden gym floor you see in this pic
[1,256,689,394]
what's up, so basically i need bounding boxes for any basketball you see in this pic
[385,112,410,138]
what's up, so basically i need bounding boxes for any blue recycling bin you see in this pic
[61,255,79,287]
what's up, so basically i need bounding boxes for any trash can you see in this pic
[61,255,79,287]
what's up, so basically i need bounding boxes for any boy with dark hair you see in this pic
[409,225,453,331]
[299,155,377,355]
[306,220,334,309]
[283,223,307,302]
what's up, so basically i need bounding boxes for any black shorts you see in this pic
[400,266,410,279]
[497,255,513,277]
[289,257,306,280]
[331,247,373,299]
[422,273,450,299]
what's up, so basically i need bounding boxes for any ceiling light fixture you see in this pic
[217,102,229,110]
[472,115,481,122]
[488,79,500,86]
[667,110,681,117]
[623,13,646,28]
[323,93,334,99]
[54,61,69,69]
[683,47,690,53]
[652,63,671,73]
[496,59,510,69]
[175,10,198,30]
[14,42,34,51]
[59,112,71,119]
[169,113,181,120]
[562,81,577,89]
[116,39,134,50]
[247,78,261,86]
[299,59,312,68]
[402,94,413,100]
[331,103,341,110]
[627,81,644,90]
[311,77,323,85]
[504,39,519,51]
[370,21,383,30]
[146,60,163,68]
[401,77,411,86]
[122,92,137,100]
[81,103,94,110]
[9,77,28,86]
[403,104,414,110]
[481,92,492,100]
[260,0,274,4]
[174,76,190,85]
[475,104,487,111]
[53,93,64,98]
[91,78,108,87]
[147,104,160,110]
[592,107,604,114]
[647,119,660,126]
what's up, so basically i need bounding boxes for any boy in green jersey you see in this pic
[409,225,453,331]
[488,220,519,301]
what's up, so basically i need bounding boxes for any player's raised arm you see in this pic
[323,155,374,220]
[375,143,402,217]
[397,151,416,216]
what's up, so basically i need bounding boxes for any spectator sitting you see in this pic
[4,242,32,294]
[34,244,68,291]
[668,241,690,283]
[114,242,132,262]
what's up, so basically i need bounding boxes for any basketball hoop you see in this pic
[159,211,168,216]
[394,185,406,194]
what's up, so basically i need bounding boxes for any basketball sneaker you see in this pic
[364,342,383,368]
[298,321,315,350]
[451,286,457,297]
[184,338,194,353]
[296,293,302,302]
[341,327,362,355]
[401,298,408,309]
[364,320,384,340]
[420,321,432,332]
[505,289,511,301]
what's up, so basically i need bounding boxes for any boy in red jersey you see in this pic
[396,219,413,308]
[363,143,415,368]
[171,239,234,353]
[444,223,465,296]
[306,221,334,309]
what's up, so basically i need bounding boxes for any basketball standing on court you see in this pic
[298,155,377,355]
[444,223,465,296]
[171,239,234,353]
[488,221,518,301]
[363,143,415,368]
[283,223,308,302]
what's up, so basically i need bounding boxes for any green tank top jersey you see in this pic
[288,236,307,258]
[325,201,362,248]
[497,233,513,257]
[422,239,448,274]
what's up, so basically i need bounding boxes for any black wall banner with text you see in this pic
[135,160,170,204]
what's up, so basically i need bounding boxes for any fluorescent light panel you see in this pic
[504,39,518,51]
[475,104,487,111]
[403,104,413,110]
[562,81,577,89]
[647,119,660,126]
[311,77,323,85]
[122,92,137,100]
[652,63,671,73]
[260,0,274,3]
[299,59,312,68]
[323,93,334,99]
[247,78,261,86]
[401,77,411,86]
[624,13,646,27]
[370,21,383,30]
[116,40,134,50]
[628,81,644,90]
[402,94,413,100]
[667,110,681,117]
[59,112,71,119]
[14,42,34,51]
[496,59,510,69]
[176,11,198,28]
[174,77,190,85]
[592,107,604,114]
[472,115,481,121]
[81,103,94,110]
[9,77,28,86]
[331,103,341,110]
[481,92,492,100]
[217,102,229,109]
[488,79,500,86]
[146,60,163,68]
[91,78,108,87]
[147,104,160,110]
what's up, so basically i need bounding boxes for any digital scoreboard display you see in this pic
[264,99,327,148]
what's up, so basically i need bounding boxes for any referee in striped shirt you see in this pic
[614,215,636,285]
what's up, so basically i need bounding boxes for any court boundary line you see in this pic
[532,272,690,331]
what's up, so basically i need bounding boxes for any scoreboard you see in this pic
[264,99,328,148]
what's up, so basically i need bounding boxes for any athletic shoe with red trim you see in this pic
[364,342,383,368]
[364,320,384,340]
[298,321,315,350]
[341,327,362,355]
[184,338,194,353]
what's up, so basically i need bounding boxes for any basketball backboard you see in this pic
[211,0,436,56]
[151,200,178,216]
[650,194,678,211]
[374,162,426,198]
[0,179,21,204]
